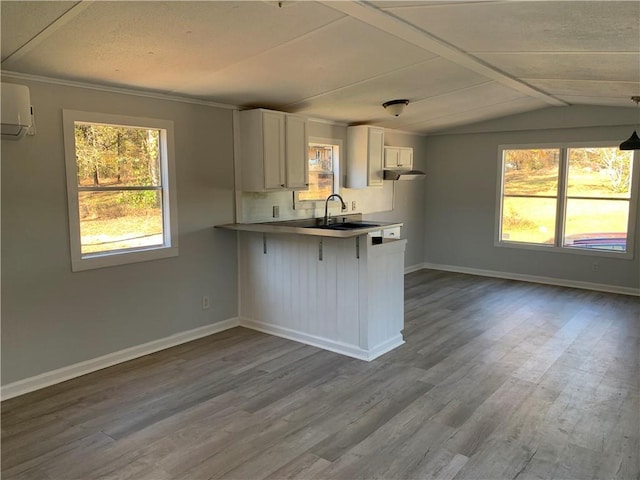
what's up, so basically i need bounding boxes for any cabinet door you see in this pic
[262,111,286,190]
[398,147,413,168]
[367,127,384,186]
[384,147,399,168]
[285,115,309,189]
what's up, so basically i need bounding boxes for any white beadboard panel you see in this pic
[364,240,407,350]
[238,232,406,360]
[336,238,360,347]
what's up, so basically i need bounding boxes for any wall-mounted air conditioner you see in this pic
[1,83,32,140]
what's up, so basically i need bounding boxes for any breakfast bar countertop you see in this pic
[217,217,403,239]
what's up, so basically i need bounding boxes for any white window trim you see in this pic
[63,110,179,271]
[294,136,342,211]
[495,141,639,259]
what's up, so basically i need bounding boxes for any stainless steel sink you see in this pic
[304,222,381,230]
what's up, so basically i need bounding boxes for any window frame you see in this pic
[495,141,639,259]
[294,136,342,210]
[63,110,178,271]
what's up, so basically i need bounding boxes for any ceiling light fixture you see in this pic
[619,96,640,150]
[383,99,409,117]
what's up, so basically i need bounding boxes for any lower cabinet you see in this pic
[238,232,407,360]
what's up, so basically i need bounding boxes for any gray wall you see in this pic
[1,80,430,386]
[423,106,640,291]
[2,79,238,384]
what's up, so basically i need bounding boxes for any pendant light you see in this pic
[619,96,640,150]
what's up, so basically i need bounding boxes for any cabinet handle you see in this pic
[281,184,285,187]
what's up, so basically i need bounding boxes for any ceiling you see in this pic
[2,1,639,134]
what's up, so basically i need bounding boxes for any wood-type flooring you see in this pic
[2,270,639,479]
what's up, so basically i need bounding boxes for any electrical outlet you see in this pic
[592,262,599,272]
[202,296,210,309]
[272,205,279,218]
[352,201,357,211]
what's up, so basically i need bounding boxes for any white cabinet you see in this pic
[384,146,413,169]
[239,109,308,192]
[347,125,384,188]
[285,114,308,189]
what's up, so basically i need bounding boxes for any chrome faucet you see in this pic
[324,194,347,225]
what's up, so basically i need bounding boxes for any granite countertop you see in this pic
[216,217,403,238]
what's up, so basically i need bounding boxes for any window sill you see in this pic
[495,240,633,260]
[71,245,179,272]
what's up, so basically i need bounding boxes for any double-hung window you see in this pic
[497,143,638,256]
[63,111,178,271]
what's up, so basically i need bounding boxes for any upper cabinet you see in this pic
[346,125,384,188]
[238,109,308,192]
[384,146,413,169]
[284,114,308,189]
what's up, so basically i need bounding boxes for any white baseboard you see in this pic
[6,259,636,400]
[239,317,404,362]
[366,334,406,360]
[1,315,406,400]
[404,263,426,274]
[1,318,241,401]
[413,262,640,297]
[10,260,633,399]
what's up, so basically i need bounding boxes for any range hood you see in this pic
[383,169,426,180]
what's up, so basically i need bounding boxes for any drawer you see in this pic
[383,227,401,239]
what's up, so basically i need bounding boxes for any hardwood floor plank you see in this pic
[442,377,538,458]
[216,426,329,480]
[263,453,331,480]
[409,450,469,480]
[1,431,114,478]
[315,419,455,480]
[238,351,347,414]
[593,390,640,480]
[309,379,433,462]
[171,417,313,479]
[44,398,249,479]
[2,269,638,480]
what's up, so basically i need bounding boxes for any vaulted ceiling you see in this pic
[2,1,639,133]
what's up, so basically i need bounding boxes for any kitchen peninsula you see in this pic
[219,218,407,360]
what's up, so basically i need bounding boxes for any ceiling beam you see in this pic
[320,0,567,107]
[2,1,94,66]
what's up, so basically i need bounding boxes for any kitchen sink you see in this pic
[305,222,381,230]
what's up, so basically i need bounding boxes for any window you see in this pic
[295,137,341,206]
[63,110,178,271]
[497,143,638,256]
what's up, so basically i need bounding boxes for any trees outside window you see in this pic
[63,111,178,271]
[497,144,637,255]
[298,143,335,201]
[295,137,341,206]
